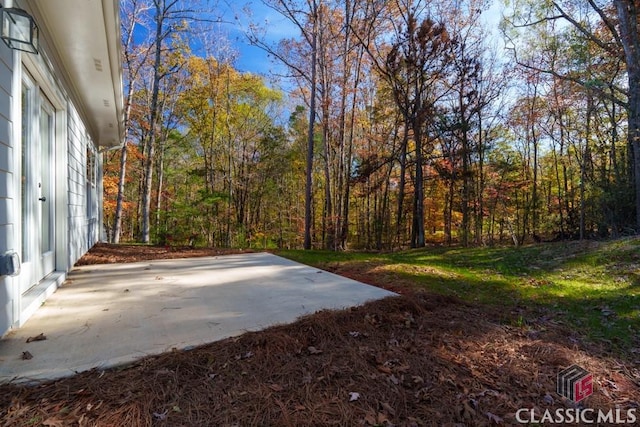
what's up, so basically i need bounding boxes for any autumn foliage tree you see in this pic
[107,0,640,250]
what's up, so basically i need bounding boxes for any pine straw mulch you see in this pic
[0,246,639,426]
[74,243,253,266]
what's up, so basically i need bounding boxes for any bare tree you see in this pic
[113,0,153,243]
[248,0,321,249]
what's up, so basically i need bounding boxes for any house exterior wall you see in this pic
[67,105,100,267]
[0,45,15,336]
[0,38,103,337]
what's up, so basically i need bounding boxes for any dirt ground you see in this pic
[1,244,638,426]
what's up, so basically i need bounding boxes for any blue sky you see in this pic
[211,1,298,76]
[210,0,505,77]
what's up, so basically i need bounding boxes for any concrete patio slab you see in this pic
[0,252,396,383]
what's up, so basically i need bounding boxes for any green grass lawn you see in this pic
[278,237,640,353]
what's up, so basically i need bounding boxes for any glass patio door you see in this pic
[20,74,56,294]
[38,97,55,278]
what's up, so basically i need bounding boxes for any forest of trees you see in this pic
[103,0,640,250]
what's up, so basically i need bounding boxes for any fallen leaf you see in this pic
[404,312,416,327]
[396,364,411,373]
[21,351,33,360]
[42,418,64,427]
[377,365,392,374]
[380,401,395,415]
[364,413,377,425]
[365,313,381,326]
[153,410,168,420]
[460,401,476,420]
[349,392,360,402]
[603,378,619,390]
[301,372,312,384]
[26,333,47,343]
[478,389,500,397]
[486,411,504,425]
[269,383,284,392]
[377,412,390,424]
[307,346,323,355]
[235,351,254,360]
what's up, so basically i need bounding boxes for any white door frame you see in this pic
[37,95,56,280]
[19,70,39,294]
[17,60,65,297]
[19,71,58,293]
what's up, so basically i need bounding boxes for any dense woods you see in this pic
[104,0,640,249]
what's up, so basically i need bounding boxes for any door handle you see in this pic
[39,197,46,202]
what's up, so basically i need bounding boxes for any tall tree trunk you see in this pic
[225,65,233,248]
[628,82,640,228]
[336,1,350,251]
[322,97,332,249]
[529,84,539,239]
[113,1,140,244]
[112,80,134,243]
[155,138,166,240]
[412,122,426,248]
[395,125,408,248]
[113,142,128,243]
[580,95,594,240]
[446,171,454,245]
[615,0,640,227]
[303,0,319,250]
[475,114,485,245]
[140,1,164,243]
[461,130,470,246]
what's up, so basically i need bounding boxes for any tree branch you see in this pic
[551,1,621,57]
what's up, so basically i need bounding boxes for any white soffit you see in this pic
[28,0,124,148]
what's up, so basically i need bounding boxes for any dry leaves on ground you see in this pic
[0,245,638,426]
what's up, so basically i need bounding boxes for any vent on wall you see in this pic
[93,58,103,72]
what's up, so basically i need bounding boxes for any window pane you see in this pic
[39,106,53,252]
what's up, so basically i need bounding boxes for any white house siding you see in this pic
[67,103,89,265]
[0,0,122,338]
[0,45,14,336]
[0,48,104,337]
[67,103,102,266]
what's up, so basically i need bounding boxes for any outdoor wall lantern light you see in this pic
[0,6,38,54]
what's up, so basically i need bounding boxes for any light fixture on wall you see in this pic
[0,6,38,54]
